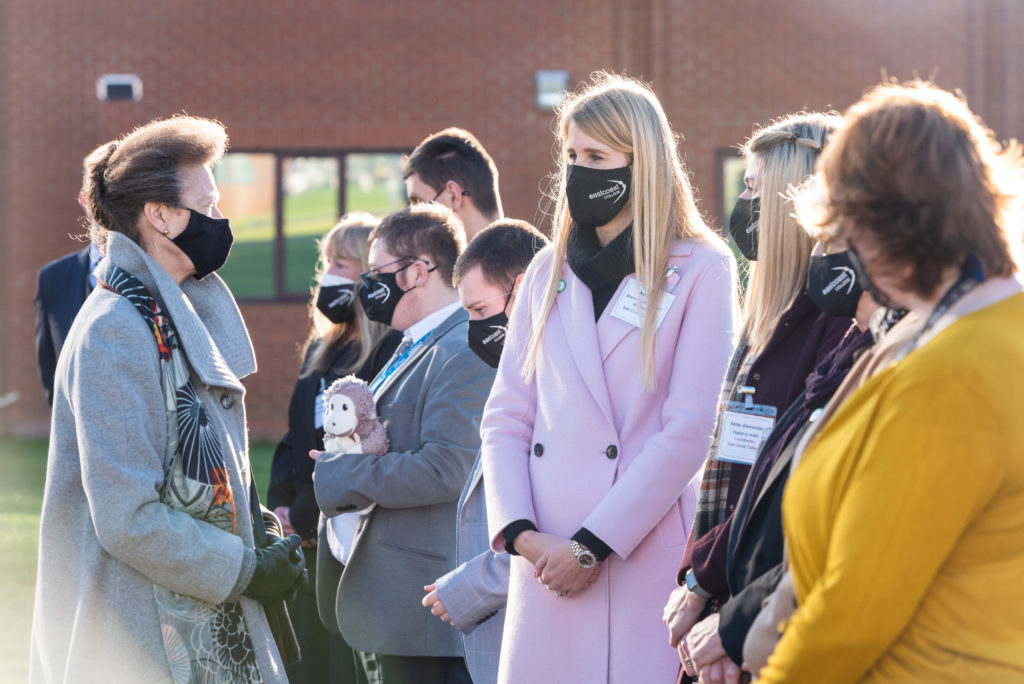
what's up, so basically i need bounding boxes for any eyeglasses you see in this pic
[410,181,472,206]
[360,257,437,283]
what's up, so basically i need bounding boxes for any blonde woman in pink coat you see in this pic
[482,72,739,683]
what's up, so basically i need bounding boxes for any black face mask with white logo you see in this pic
[728,197,760,261]
[172,209,234,280]
[806,251,864,318]
[565,164,632,229]
[468,311,509,369]
[316,274,357,324]
[358,270,406,327]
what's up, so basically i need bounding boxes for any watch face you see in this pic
[578,551,597,569]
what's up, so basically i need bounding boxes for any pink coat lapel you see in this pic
[554,262,615,427]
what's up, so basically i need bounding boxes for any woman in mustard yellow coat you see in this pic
[757,81,1024,682]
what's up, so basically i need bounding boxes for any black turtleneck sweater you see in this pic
[565,222,636,319]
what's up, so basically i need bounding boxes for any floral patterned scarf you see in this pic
[97,261,262,684]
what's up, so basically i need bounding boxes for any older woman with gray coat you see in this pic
[30,116,305,683]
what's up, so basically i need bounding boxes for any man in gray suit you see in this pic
[420,220,549,684]
[314,204,495,684]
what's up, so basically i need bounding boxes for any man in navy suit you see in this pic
[34,242,99,404]
[35,144,110,405]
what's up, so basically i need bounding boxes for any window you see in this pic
[716,149,749,286]
[214,151,408,300]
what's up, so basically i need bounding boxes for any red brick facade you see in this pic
[2,0,1021,439]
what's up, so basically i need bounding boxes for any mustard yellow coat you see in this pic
[759,292,1024,683]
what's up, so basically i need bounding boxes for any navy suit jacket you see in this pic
[34,247,91,404]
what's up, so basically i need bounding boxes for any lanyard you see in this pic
[369,330,433,393]
[899,264,982,359]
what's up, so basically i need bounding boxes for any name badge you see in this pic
[715,400,777,465]
[610,277,675,330]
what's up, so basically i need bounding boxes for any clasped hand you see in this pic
[517,531,600,598]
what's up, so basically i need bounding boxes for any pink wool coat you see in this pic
[483,238,738,683]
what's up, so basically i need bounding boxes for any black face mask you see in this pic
[728,197,760,261]
[468,311,509,369]
[172,209,234,280]
[358,270,406,327]
[316,275,357,324]
[806,251,864,318]
[565,164,632,229]
[847,246,897,309]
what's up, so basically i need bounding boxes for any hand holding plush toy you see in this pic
[314,376,389,565]
[319,376,388,457]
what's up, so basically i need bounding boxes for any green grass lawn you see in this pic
[0,438,276,682]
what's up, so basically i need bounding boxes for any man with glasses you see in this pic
[404,128,503,241]
[313,204,495,684]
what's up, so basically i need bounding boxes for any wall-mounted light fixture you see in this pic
[535,70,569,111]
[96,74,143,102]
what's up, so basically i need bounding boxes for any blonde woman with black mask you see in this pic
[482,73,738,683]
[669,113,854,682]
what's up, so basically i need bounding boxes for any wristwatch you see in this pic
[570,540,598,569]
[685,568,713,600]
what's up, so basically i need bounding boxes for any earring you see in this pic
[161,228,170,236]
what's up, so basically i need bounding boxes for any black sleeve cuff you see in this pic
[502,520,538,555]
[572,527,613,562]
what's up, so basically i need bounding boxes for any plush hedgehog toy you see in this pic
[319,376,388,565]
[321,376,388,456]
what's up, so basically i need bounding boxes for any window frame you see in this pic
[221,147,411,303]
[714,146,745,234]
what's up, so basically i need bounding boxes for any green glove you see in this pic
[244,533,306,603]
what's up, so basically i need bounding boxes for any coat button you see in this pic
[533,443,544,457]
[605,445,618,460]
[752,373,760,381]
[220,394,235,409]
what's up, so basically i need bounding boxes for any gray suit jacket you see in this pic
[314,307,496,657]
[434,451,509,684]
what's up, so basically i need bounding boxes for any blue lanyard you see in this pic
[369,331,433,392]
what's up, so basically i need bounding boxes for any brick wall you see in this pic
[2,0,1021,440]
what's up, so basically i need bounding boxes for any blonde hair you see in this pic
[525,72,725,387]
[740,112,841,354]
[301,212,389,377]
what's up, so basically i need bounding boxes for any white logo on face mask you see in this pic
[369,283,391,302]
[588,180,627,202]
[482,325,507,344]
[328,290,354,307]
[745,219,758,235]
[823,266,856,295]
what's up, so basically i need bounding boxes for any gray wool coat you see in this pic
[29,232,286,683]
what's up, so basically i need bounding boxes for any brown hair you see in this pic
[452,219,549,289]
[817,80,1023,297]
[369,204,466,285]
[403,128,502,218]
[84,116,228,245]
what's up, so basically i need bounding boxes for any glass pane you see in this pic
[345,153,408,216]
[283,156,340,295]
[215,153,276,299]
